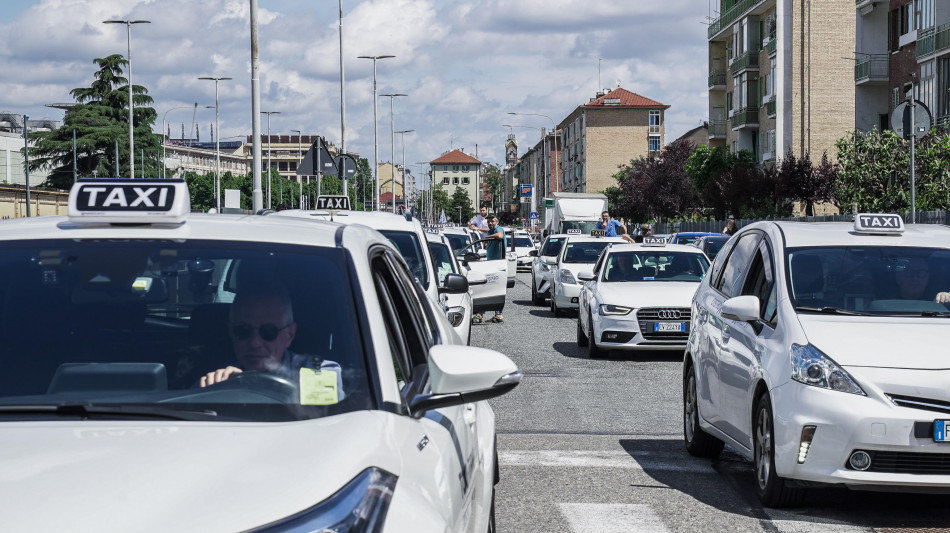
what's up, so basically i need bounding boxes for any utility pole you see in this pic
[357,55,395,210]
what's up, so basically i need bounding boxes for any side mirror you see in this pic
[464,252,481,263]
[721,295,761,322]
[466,271,488,286]
[408,344,521,418]
[528,249,538,257]
[543,258,558,266]
[439,273,469,294]
[577,271,595,281]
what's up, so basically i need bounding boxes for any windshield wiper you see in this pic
[794,306,868,316]
[0,403,218,421]
[917,310,950,317]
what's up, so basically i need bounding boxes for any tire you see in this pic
[486,486,496,533]
[754,394,807,508]
[576,316,589,347]
[683,365,724,458]
[587,314,606,358]
[550,294,563,317]
[531,275,544,305]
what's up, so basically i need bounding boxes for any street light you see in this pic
[22,114,31,217]
[357,54,395,210]
[290,129,301,209]
[161,103,197,179]
[198,76,231,211]
[103,19,150,179]
[395,129,414,213]
[379,92,406,211]
[260,110,281,209]
[456,206,462,225]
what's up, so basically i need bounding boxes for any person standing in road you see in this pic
[596,211,626,237]
[469,204,490,239]
[479,214,507,324]
[723,216,739,236]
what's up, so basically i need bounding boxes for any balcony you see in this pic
[708,69,727,89]
[918,23,950,58]
[854,54,888,84]
[731,107,759,129]
[856,0,880,16]
[708,121,727,139]
[764,97,776,117]
[708,0,767,40]
[765,38,776,56]
[730,51,759,74]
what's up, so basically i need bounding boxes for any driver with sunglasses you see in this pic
[198,285,344,399]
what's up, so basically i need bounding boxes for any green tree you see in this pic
[482,164,504,211]
[28,54,162,188]
[449,187,474,225]
[432,182,451,221]
[834,129,910,212]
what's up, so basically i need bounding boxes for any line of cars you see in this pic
[0,180,520,532]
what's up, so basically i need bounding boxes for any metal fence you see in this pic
[651,210,950,235]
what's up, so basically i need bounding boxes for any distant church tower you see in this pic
[505,134,518,169]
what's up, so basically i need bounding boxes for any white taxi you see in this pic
[512,230,538,271]
[530,233,567,305]
[685,214,950,508]
[576,239,710,358]
[548,231,627,317]
[426,230,486,345]
[0,180,520,532]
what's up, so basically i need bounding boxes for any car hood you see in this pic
[0,411,402,533]
[600,282,699,309]
[798,314,950,369]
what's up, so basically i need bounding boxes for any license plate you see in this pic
[654,322,684,332]
[486,274,499,284]
[936,420,950,442]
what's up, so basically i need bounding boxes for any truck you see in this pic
[543,192,609,235]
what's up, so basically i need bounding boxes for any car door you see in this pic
[580,249,607,334]
[708,230,763,445]
[718,237,781,450]
[370,248,481,531]
[459,240,508,314]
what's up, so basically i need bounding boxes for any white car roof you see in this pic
[564,235,627,244]
[606,242,707,254]
[272,209,423,232]
[763,221,950,250]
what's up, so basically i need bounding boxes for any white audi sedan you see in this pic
[548,232,627,316]
[684,214,950,508]
[576,240,710,358]
[0,182,520,532]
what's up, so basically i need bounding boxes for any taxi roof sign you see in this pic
[854,213,904,235]
[642,236,667,247]
[566,229,582,234]
[316,195,350,211]
[590,229,606,237]
[68,179,190,224]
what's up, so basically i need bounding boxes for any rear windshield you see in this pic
[562,241,613,264]
[379,230,429,290]
[0,239,372,422]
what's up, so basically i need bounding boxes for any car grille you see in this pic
[887,394,950,416]
[637,307,691,341]
[852,450,950,475]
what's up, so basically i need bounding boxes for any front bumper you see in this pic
[591,313,687,351]
[769,379,950,489]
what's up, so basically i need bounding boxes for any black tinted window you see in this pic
[716,231,761,297]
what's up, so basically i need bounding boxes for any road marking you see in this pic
[558,503,669,533]
[499,450,715,473]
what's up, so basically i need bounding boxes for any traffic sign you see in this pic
[334,154,358,180]
[296,137,338,176]
[520,184,532,197]
[529,211,539,220]
[892,100,932,140]
[544,198,553,209]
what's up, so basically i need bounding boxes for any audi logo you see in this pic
[657,310,681,319]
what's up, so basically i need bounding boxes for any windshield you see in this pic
[561,221,599,234]
[603,251,709,282]
[674,234,703,245]
[787,246,950,315]
[0,240,371,421]
[428,241,457,284]
[379,230,430,290]
[540,237,565,257]
[562,241,613,264]
[444,233,470,253]
[704,239,727,259]
[514,238,534,248]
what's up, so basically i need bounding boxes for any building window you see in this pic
[453,165,459,171]
[290,162,297,172]
[278,162,288,172]
[648,135,661,152]
[916,0,933,31]
[462,177,470,185]
[649,110,661,134]
[453,177,459,184]
[443,177,449,185]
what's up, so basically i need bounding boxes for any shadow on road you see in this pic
[552,341,685,363]
[510,299,536,307]
[619,437,950,529]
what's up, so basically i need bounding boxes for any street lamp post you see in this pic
[456,206,462,225]
[380,93,406,211]
[260,111,281,209]
[290,129,301,209]
[198,77,231,211]
[22,114,31,217]
[103,19,150,179]
[357,55,395,210]
[161,103,197,179]
[395,129,414,213]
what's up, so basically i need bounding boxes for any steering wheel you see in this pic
[209,371,298,402]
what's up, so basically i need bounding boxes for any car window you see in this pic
[444,233,470,253]
[540,237,565,257]
[604,251,708,282]
[715,231,762,297]
[514,238,534,248]
[562,241,613,264]
[705,239,727,259]
[0,239,371,421]
[708,237,738,287]
[378,230,430,291]
[427,241,457,284]
[741,240,777,325]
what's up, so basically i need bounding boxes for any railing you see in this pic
[765,97,776,117]
[937,22,950,54]
[708,69,727,88]
[730,51,759,74]
[766,38,776,56]
[917,28,935,58]
[708,0,765,39]
[730,107,759,128]
[854,54,888,82]
[709,121,727,138]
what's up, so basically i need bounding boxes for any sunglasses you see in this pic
[231,322,290,342]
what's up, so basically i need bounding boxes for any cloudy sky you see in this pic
[0,0,714,180]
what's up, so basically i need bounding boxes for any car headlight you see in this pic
[446,306,465,327]
[790,344,865,395]
[557,269,577,284]
[538,262,551,272]
[599,304,633,316]
[255,467,397,533]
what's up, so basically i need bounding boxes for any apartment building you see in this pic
[164,141,249,177]
[506,130,562,220]
[557,87,669,193]
[708,0,854,163]
[856,0,950,132]
[430,149,481,209]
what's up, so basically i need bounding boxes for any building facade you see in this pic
[1,114,59,187]
[430,149,481,209]
[708,0,855,163]
[557,87,669,193]
[164,141,249,177]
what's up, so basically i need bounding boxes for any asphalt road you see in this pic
[473,271,950,533]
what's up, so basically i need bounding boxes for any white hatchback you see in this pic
[685,214,950,507]
[548,232,627,316]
